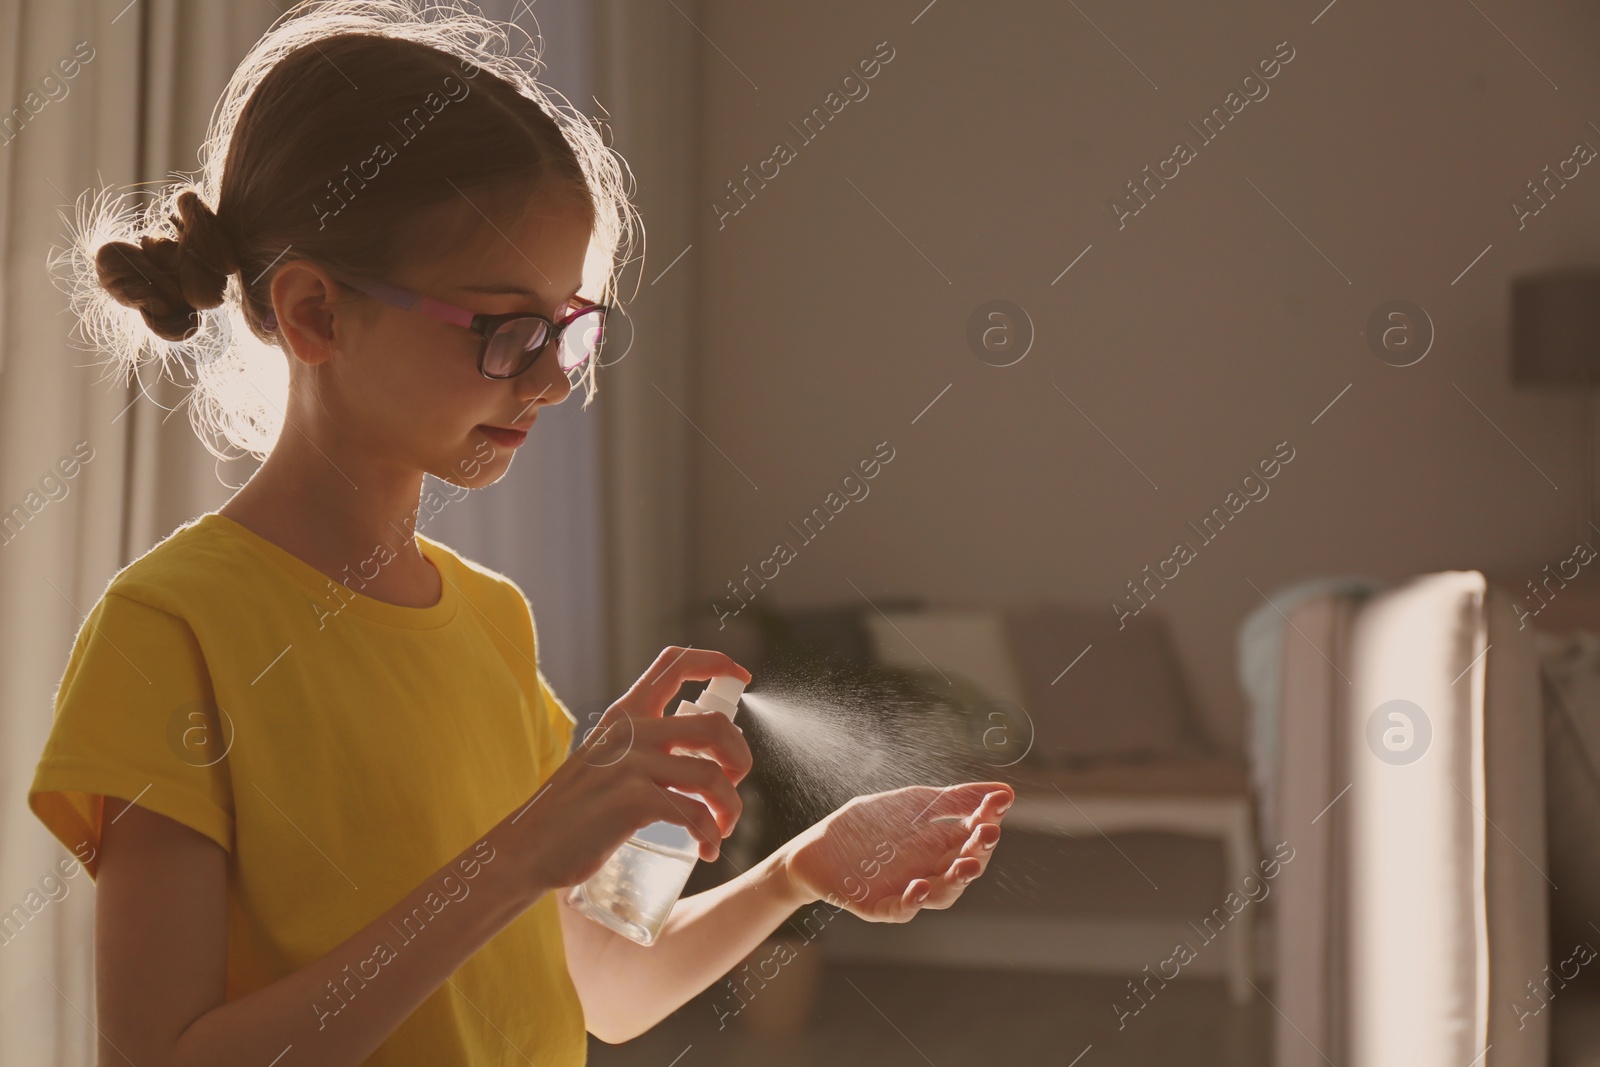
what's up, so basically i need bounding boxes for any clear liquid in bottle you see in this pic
[565,819,699,945]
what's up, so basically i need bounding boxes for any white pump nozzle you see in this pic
[694,675,747,720]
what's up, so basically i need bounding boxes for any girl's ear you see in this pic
[270,261,344,367]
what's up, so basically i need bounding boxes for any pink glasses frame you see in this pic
[261,273,608,380]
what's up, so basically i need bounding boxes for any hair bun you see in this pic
[94,189,241,342]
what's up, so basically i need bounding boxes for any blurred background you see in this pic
[6,0,1600,1064]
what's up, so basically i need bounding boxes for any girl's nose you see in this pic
[515,351,573,407]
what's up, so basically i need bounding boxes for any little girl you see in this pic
[27,3,1013,1064]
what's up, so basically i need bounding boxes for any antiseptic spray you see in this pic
[566,674,747,945]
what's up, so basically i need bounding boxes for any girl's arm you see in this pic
[556,845,812,1043]
[559,782,1014,1044]
[97,797,550,1067]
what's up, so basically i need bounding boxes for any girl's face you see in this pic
[285,185,595,490]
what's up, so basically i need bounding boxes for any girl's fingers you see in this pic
[646,751,744,837]
[903,862,974,915]
[918,801,1004,862]
[861,858,992,922]
[962,821,1000,855]
[862,878,926,923]
[637,711,754,785]
[893,879,931,920]
[916,840,994,912]
[911,783,990,824]
[962,821,999,863]
[645,783,722,860]
[913,782,1016,828]
[964,827,1000,876]
[966,787,1014,830]
[949,856,982,883]
[622,647,754,715]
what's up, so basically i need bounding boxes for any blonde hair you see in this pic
[49,0,640,462]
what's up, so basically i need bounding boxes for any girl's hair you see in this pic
[51,0,639,462]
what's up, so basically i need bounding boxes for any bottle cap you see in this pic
[697,675,747,720]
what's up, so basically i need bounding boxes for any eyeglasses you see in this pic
[262,273,609,381]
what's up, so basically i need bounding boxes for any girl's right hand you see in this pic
[505,646,754,893]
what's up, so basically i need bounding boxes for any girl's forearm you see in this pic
[574,845,816,1043]
[168,816,544,1067]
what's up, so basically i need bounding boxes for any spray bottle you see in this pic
[566,674,747,945]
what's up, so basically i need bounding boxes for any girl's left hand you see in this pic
[777,782,1015,923]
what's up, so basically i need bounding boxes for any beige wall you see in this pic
[684,0,1600,749]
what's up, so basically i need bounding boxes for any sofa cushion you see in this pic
[862,603,1209,766]
[862,607,1025,704]
[1002,603,1210,764]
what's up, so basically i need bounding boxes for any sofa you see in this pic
[714,599,1262,1002]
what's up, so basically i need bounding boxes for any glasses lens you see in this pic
[558,307,605,373]
[482,317,551,378]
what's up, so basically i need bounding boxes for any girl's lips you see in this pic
[478,425,529,448]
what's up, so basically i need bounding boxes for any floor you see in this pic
[588,961,1271,1067]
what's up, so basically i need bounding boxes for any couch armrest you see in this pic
[1276,572,1547,1067]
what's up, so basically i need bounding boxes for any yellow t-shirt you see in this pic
[28,512,587,1065]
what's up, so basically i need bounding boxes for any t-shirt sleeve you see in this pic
[536,668,578,774]
[28,591,235,881]
[495,573,579,776]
